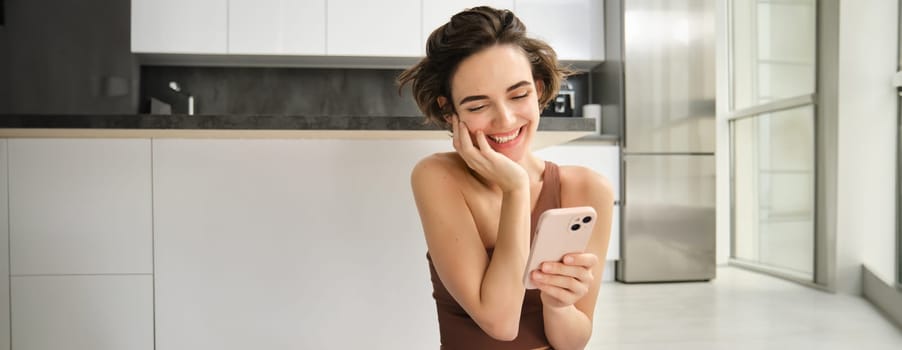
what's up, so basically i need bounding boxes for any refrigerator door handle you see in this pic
[620,156,627,207]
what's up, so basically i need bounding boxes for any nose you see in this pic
[493,101,517,129]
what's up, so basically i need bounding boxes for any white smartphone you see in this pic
[523,206,597,290]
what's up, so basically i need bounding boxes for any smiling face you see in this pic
[447,44,543,162]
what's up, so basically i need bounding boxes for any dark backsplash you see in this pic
[140,66,422,116]
[140,65,589,117]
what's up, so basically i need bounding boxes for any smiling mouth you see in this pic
[487,127,522,144]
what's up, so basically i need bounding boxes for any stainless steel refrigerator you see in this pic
[600,0,716,282]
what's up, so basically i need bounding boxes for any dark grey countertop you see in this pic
[0,114,596,132]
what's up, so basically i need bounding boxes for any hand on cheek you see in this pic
[449,114,528,192]
[451,115,482,149]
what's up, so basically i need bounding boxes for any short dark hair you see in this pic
[397,6,572,130]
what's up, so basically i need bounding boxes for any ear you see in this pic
[534,80,545,97]
[437,96,452,123]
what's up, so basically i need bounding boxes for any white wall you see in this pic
[714,0,731,266]
[835,0,898,293]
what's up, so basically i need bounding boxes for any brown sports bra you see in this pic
[426,161,561,350]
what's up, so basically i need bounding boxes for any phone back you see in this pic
[523,206,597,289]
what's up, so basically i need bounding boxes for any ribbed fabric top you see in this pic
[426,161,561,350]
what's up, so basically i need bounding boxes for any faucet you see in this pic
[168,81,195,115]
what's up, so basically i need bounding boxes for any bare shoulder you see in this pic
[411,152,469,188]
[558,165,614,206]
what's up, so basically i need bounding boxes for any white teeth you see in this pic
[488,128,520,144]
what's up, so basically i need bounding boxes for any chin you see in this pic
[499,151,524,162]
[493,138,530,162]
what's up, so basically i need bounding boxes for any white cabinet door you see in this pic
[327,0,421,56]
[131,0,227,53]
[514,0,604,61]
[8,139,153,275]
[0,140,9,350]
[421,1,514,53]
[229,0,326,55]
[153,139,449,349]
[11,275,153,350]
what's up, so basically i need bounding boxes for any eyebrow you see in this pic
[457,80,532,105]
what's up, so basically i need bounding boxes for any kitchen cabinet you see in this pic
[327,0,421,56]
[229,0,326,55]
[131,0,227,54]
[515,0,604,61]
[0,140,9,350]
[535,142,620,200]
[131,0,603,62]
[11,275,153,350]
[153,139,446,349]
[421,0,515,52]
[8,139,153,275]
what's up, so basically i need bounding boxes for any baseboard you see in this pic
[861,265,902,331]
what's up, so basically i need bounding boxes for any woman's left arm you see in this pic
[532,167,614,350]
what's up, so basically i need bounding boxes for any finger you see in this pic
[536,281,579,305]
[456,121,483,164]
[563,253,599,268]
[532,270,587,295]
[541,262,593,283]
[458,120,476,150]
[450,115,461,151]
[475,130,495,156]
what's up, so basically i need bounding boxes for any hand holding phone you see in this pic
[523,206,597,290]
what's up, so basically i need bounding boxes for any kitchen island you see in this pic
[0,115,616,350]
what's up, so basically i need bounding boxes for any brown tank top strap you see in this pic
[530,161,562,233]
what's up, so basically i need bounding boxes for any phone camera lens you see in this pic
[582,216,592,224]
[570,224,581,231]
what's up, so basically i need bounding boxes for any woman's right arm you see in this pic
[411,158,531,341]
[411,159,529,340]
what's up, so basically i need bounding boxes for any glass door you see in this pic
[728,0,817,282]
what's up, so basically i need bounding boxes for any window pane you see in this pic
[732,105,815,279]
[731,0,816,110]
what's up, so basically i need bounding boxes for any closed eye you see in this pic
[466,105,487,112]
[512,93,529,100]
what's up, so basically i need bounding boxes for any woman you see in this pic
[398,6,614,350]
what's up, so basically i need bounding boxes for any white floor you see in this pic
[588,267,902,350]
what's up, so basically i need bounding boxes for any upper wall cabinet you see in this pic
[132,0,603,62]
[421,1,515,54]
[421,1,602,61]
[327,0,421,56]
[131,0,227,54]
[229,0,326,55]
[515,0,604,61]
